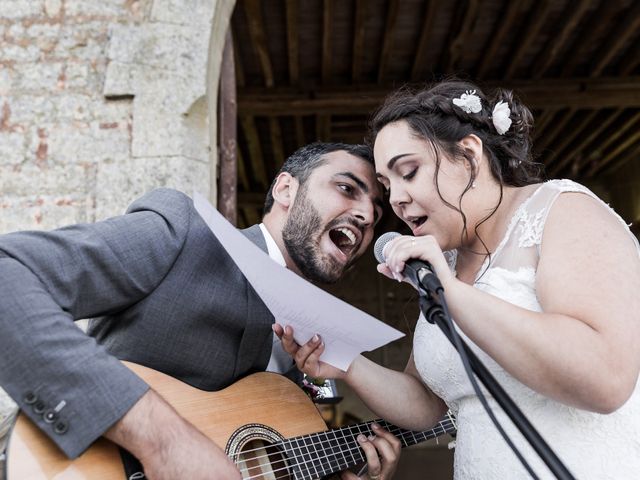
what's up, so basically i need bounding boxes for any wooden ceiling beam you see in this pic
[269,117,285,170]
[238,77,640,115]
[587,113,640,176]
[285,0,299,85]
[244,0,274,87]
[547,110,598,177]
[536,108,576,153]
[351,0,366,83]
[316,115,331,141]
[444,0,479,73]
[605,142,640,176]
[294,116,306,147]
[410,0,437,82]
[476,1,521,79]
[377,0,400,83]
[505,0,553,80]
[590,2,640,77]
[562,109,624,173]
[531,1,591,79]
[532,109,557,143]
[560,1,619,77]
[322,0,334,84]
[239,115,269,190]
[619,40,640,76]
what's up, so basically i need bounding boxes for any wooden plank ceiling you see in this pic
[230,0,640,228]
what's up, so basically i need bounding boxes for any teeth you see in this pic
[337,227,356,245]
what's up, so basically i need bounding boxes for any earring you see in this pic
[472,181,477,189]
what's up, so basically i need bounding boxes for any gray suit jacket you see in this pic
[0,188,277,458]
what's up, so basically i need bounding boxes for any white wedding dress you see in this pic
[413,180,640,479]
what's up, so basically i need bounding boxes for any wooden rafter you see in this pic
[562,109,625,172]
[410,0,437,81]
[532,109,556,143]
[590,2,640,77]
[294,116,306,147]
[531,1,591,79]
[547,110,599,177]
[238,77,640,115]
[236,146,249,192]
[606,141,640,175]
[322,0,334,84]
[285,0,299,85]
[445,0,479,73]
[475,1,521,79]
[587,112,640,176]
[244,0,274,87]
[377,0,400,83]
[537,108,576,153]
[240,115,269,190]
[352,0,366,83]
[619,40,640,76]
[560,1,619,77]
[316,115,331,141]
[269,117,285,170]
[505,0,553,80]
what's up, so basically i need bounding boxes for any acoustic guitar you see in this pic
[5,362,456,479]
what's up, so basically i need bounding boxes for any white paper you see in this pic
[193,192,404,371]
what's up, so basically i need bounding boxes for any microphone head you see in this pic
[374,231,401,263]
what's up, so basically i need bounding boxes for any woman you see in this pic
[275,80,640,479]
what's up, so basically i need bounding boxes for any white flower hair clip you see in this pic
[492,101,512,135]
[452,90,482,114]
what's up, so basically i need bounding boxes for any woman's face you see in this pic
[373,120,473,250]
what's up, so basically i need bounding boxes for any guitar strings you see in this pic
[232,419,455,479]
[228,418,454,461]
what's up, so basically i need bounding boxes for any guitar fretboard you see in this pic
[279,416,456,479]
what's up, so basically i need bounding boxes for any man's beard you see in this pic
[282,187,350,284]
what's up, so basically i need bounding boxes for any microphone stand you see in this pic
[415,270,575,480]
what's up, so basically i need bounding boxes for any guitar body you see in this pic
[6,362,328,480]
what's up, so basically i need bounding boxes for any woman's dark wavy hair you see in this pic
[368,79,544,257]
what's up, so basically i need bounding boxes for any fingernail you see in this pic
[357,434,367,442]
[371,422,380,430]
[368,434,376,441]
[271,324,277,332]
[312,334,320,343]
[285,326,291,335]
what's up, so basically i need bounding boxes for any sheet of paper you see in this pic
[193,192,404,371]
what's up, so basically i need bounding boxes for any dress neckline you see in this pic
[471,181,547,283]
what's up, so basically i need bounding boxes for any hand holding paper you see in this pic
[193,192,404,371]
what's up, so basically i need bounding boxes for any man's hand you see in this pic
[340,422,401,480]
[105,389,241,480]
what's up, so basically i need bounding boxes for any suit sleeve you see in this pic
[0,188,192,458]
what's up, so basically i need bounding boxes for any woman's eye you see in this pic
[402,168,417,181]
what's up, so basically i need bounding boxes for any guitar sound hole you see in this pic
[236,439,292,480]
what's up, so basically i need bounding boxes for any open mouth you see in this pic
[408,216,428,229]
[328,226,359,257]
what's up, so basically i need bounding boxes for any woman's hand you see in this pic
[339,423,402,480]
[272,324,346,380]
[376,234,453,289]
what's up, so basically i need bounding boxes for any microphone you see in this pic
[374,232,442,294]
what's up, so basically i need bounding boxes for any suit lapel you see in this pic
[233,225,275,377]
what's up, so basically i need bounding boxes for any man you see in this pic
[0,143,399,479]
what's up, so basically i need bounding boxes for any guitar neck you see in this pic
[278,416,456,479]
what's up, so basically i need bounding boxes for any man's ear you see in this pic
[459,134,484,173]
[271,172,299,210]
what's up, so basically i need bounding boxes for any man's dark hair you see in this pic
[263,142,373,215]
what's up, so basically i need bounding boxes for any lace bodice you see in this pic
[413,180,640,479]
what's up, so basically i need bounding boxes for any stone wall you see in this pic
[0,0,234,429]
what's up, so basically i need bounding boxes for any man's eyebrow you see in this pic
[335,172,384,211]
[335,172,368,192]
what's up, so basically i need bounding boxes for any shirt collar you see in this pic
[259,223,286,267]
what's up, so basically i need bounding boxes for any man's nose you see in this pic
[352,199,375,226]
